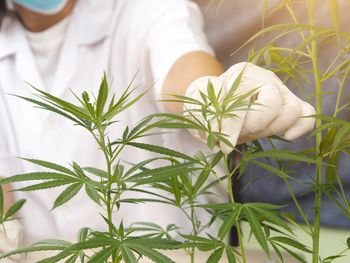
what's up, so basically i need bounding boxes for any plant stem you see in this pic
[96,128,117,262]
[97,129,114,231]
[308,1,323,262]
[224,154,244,262]
[236,208,247,263]
[224,155,239,204]
[190,200,198,263]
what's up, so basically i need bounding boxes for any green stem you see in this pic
[190,200,197,263]
[96,128,117,262]
[308,2,323,262]
[236,208,247,263]
[224,155,239,204]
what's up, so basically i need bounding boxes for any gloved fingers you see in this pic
[240,85,283,136]
[261,88,302,136]
[222,62,281,93]
[284,101,316,140]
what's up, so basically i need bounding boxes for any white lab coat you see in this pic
[0,0,219,244]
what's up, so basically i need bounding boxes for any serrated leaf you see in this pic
[322,255,345,263]
[130,238,182,250]
[275,244,307,263]
[250,160,294,180]
[207,133,217,149]
[194,170,211,194]
[100,214,119,235]
[270,242,283,262]
[181,235,222,252]
[87,247,114,263]
[78,228,89,242]
[222,68,246,107]
[29,85,92,121]
[95,73,109,120]
[20,158,76,176]
[211,151,223,167]
[85,183,101,205]
[53,183,83,210]
[0,172,73,185]
[103,90,147,122]
[127,164,199,185]
[270,236,312,253]
[206,80,219,108]
[0,245,65,260]
[225,247,237,263]
[171,176,181,206]
[4,199,25,221]
[41,237,116,263]
[127,142,197,162]
[127,243,176,263]
[207,247,224,263]
[36,252,73,263]
[245,207,269,256]
[64,254,79,263]
[83,167,108,178]
[13,95,85,127]
[33,239,72,247]
[218,207,240,240]
[246,205,292,233]
[331,125,350,155]
[244,150,317,164]
[72,162,85,178]
[120,245,138,263]
[14,179,75,192]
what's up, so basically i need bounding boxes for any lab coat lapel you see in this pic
[1,19,50,143]
[15,49,45,93]
[50,19,78,99]
[50,2,115,99]
[10,22,46,93]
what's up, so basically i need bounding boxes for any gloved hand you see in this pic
[184,62,316,154]
[0,220,23,263]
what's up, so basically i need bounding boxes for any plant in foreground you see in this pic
[0,71,320,263]
[233,0,350,262]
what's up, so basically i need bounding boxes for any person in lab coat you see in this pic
[0,0,315,258]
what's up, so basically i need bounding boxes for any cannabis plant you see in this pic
[0,68,318,263]
[231,0,350,262]
[2,1,349,262]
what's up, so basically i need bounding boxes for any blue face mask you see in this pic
[13,0,69,15]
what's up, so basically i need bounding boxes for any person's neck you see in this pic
[15,0,75,32]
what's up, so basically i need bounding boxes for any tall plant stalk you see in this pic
[307,1,323,262]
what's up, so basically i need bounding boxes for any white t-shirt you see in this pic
[25,17,70,89]
[0,0,221,244]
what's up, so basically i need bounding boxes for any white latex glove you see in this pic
[184,62,316,154]
[0,220,23,263]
